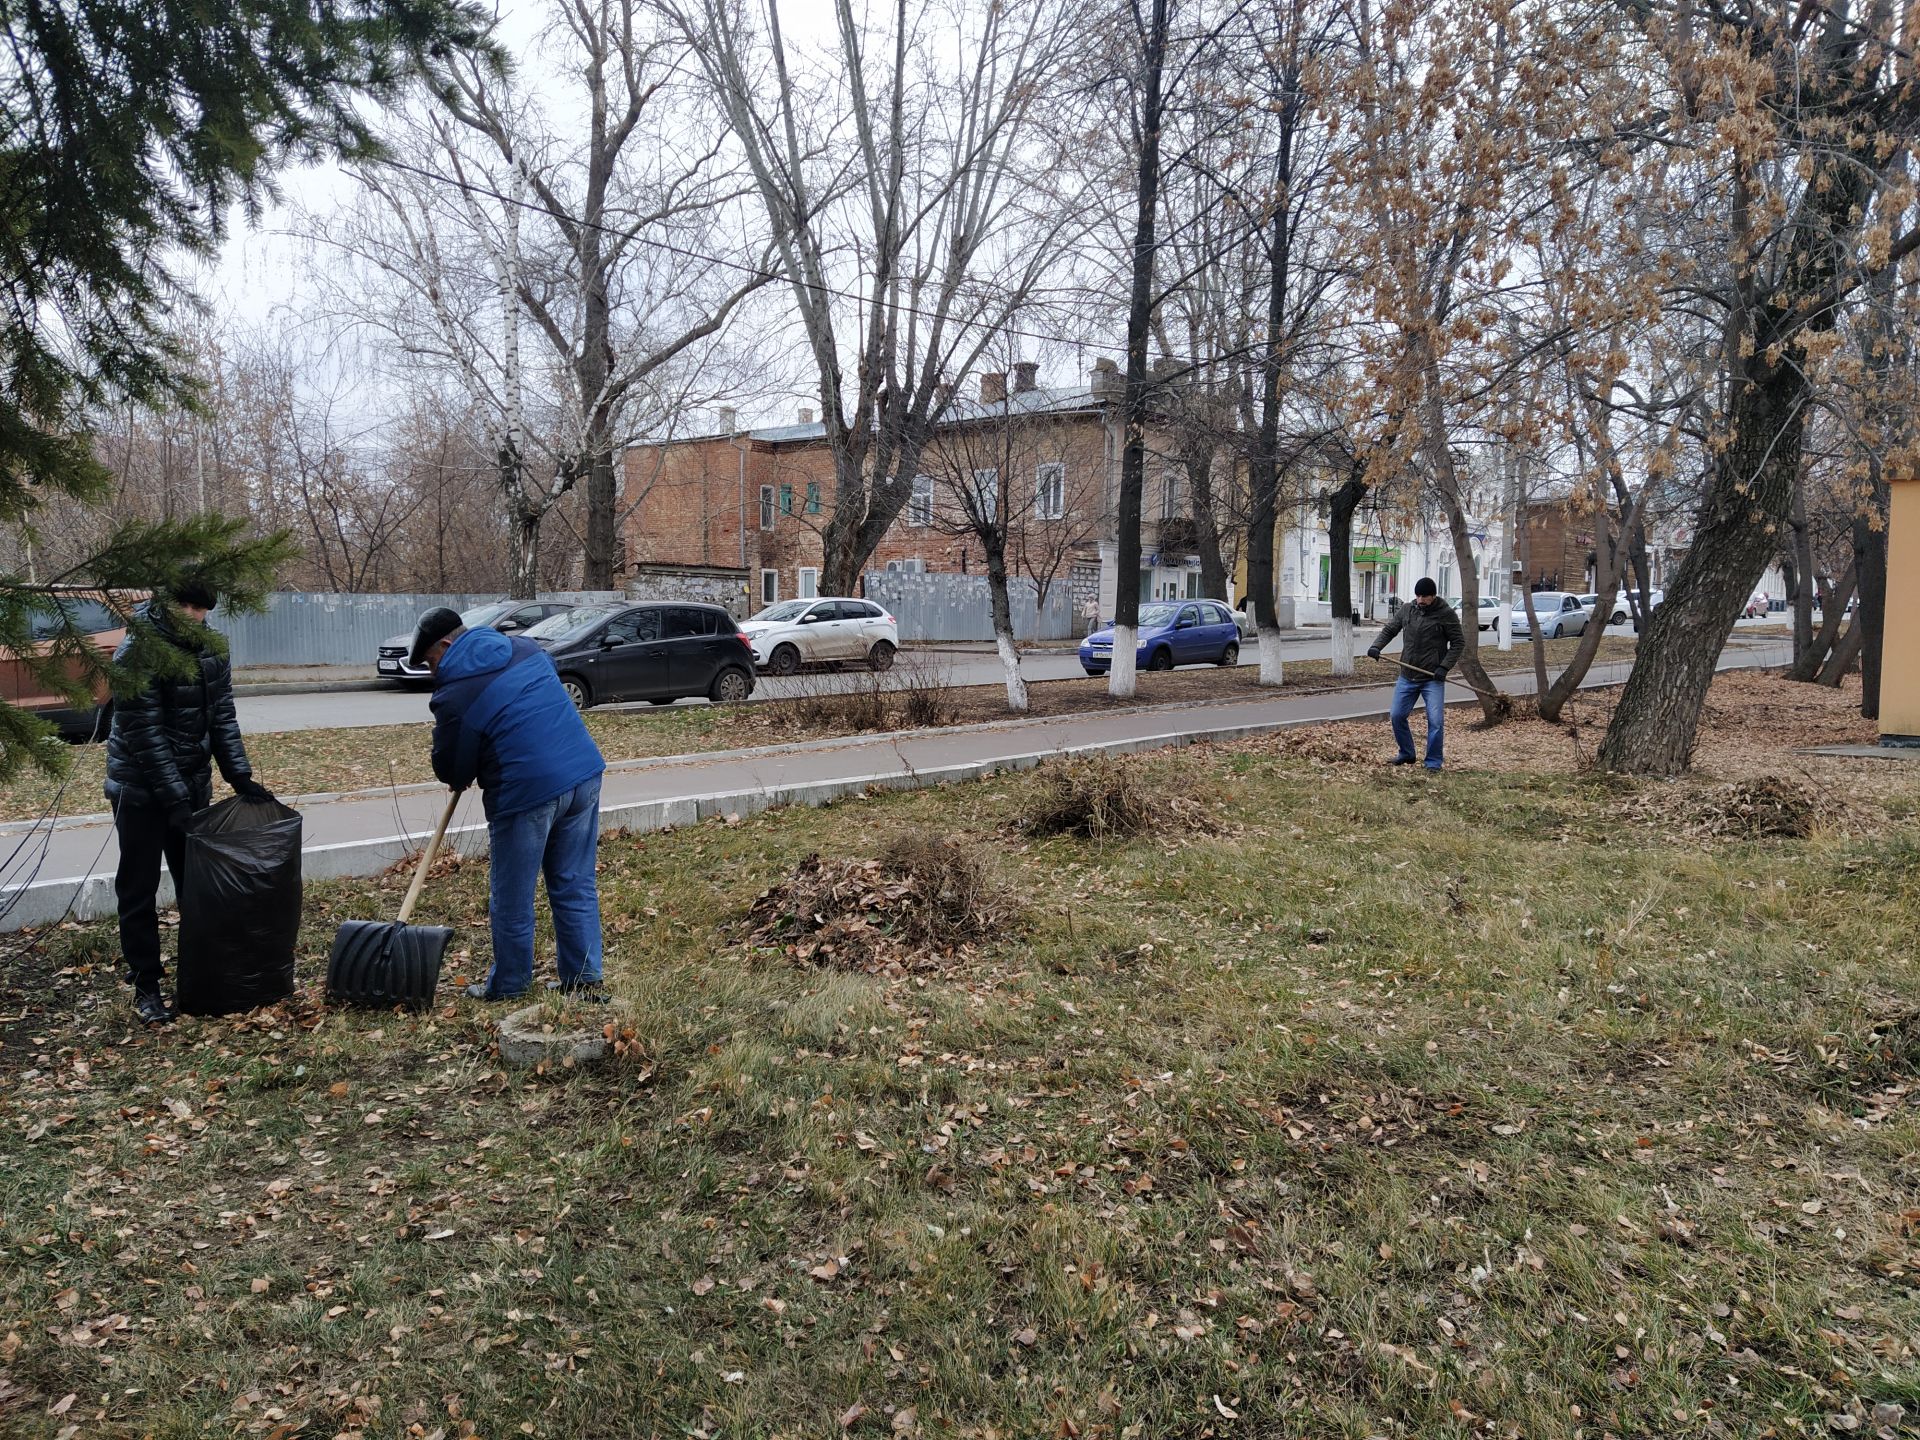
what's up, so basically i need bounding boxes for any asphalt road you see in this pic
[231,613,1792,734]
[234,629,1363,733]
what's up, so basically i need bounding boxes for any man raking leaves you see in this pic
[1365,577,1465,771]
[412,607,610,1002]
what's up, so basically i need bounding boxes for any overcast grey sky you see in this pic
[200,0,847,333]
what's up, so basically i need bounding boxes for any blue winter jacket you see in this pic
[429,629,605,820]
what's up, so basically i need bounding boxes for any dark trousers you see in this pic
[114,794,195,988]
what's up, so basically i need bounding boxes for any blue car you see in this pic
[1080,599,1242,675]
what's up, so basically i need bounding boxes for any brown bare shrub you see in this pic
[1017,752,1219,839]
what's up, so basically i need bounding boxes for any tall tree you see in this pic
[0,0,489,775]
[426,0,768,590]
[658,0,1083,596]
[1597,0,1920,772]
[1108,0,1173,700]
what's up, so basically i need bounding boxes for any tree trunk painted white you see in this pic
[1257,623,1283,685]
[1330,614,1354,677]
[995,631,1029,711]
[1496,607,1512,650]
[1107,624,1138,698]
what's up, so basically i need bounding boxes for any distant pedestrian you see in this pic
[106,581,274,1025]
[413,608,609,1001]
[1366,577,1464,771]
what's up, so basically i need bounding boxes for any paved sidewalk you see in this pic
[0,641,1792,931]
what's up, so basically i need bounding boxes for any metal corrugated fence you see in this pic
[864,572,1074,642]
[222,592,624,667]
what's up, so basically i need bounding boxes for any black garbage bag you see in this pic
[175,795,303,1016]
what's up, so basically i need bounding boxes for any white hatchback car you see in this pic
[741,597,900,675]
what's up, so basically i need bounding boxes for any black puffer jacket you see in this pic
[104,603,252,811]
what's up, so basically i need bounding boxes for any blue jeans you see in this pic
[482,776,603,998]
[1390,675,1446,769]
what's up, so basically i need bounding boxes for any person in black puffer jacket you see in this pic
[105,582,273,1024]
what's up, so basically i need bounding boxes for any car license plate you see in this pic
[378,660,398,672]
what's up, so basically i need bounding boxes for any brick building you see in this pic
[622,361,1212,619]
[1520,499,1597,592]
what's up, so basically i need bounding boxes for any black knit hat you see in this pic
[171,580,219,610]
[408,606,464,666]
[1413,577,1437,597]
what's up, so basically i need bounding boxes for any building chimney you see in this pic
[717,406,738,433]
[1090,357,1121,398]
[1013,361,1039,394]
[981,371,1007,405]
[798,405,814,425]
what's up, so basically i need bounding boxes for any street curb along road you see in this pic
[0,644,1792,933]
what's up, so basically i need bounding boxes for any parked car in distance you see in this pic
[1744,592,1771,619]
[525,602,756,709]
[1080,599,1241,675]
[1511,592,1590,639]
[377,598,576,684]
[0,589,138,741]
[1469,596,1501,632]
[739,598,899,676]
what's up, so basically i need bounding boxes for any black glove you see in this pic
[1366,648,1382,661]
[165,802,193,833]
[235,777,273,804]
[1432,667,1450,682]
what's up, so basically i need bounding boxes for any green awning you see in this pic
[1352,547,1400,565]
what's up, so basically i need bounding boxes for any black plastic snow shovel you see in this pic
[326,791,458,1011]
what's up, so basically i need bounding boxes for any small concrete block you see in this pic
[498,1000,629,1068]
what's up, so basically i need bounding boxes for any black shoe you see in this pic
[546,979,610,1003]
[1386,756,1416,766]
[133,984,174,1026]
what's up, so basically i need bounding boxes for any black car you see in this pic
[525,602,756,709]
[377,598,575,685]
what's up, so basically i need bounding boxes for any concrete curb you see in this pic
[234,679,394,697]
[2,648,1792,933]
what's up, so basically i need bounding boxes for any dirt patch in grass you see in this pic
[740,833,1019,974]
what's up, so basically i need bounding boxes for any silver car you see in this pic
[740,597,900,675]
[1510,592,1590,639]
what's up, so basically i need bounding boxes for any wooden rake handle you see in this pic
[1379,656,1506,702]
[397,791,460,925]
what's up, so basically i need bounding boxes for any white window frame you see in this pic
[1035,461,1065,520]
[908,474,933,527]
[760,568,778,605]
[1161,463,1184,520]
[797,566,819,599]
[759,485,775,530]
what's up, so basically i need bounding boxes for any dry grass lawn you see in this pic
[2,669,1915,1439]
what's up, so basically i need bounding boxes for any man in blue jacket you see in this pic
[411,607,608,1001]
